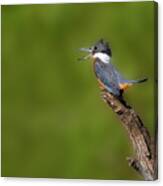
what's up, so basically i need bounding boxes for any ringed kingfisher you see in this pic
[80,39,147,98]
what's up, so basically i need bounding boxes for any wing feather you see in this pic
[94,60,121,96]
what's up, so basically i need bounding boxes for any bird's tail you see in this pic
[126,78,148,84]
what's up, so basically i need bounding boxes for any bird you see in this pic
[80,39,148,98]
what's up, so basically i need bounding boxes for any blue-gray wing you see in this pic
[94,60,121,96]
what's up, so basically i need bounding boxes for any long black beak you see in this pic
[78,47,92,62]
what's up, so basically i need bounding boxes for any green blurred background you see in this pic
[2,2,156,180]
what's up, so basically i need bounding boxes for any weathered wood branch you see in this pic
[101,90,157,180]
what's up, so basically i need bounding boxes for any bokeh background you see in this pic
[2,2,156,180]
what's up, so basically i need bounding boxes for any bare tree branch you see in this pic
[101,90,157,180]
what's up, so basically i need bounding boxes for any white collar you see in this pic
[93,52,110,64]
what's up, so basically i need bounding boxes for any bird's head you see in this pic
[79,39,112,62]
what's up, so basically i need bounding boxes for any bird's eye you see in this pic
[94,46,97,50]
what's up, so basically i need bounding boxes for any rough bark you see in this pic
[101,90,157,180]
